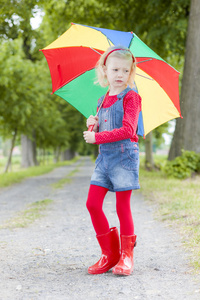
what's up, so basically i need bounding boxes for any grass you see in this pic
[139,155,200,272]
[0,156,21,173]
[0,156,80,188]
[0,155,58,173]
[0,199,53,229]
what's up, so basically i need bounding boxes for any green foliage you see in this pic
[139,122,170,152]
[163,150,200,179]
[153,123,169,148]
[0,39,38,132]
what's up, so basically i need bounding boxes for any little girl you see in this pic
[83,46,141,276]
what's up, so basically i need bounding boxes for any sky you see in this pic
[30,7,44,29]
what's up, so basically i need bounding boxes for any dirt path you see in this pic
[0,157,200,300]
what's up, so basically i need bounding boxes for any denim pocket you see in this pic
[95,154,103,169]
[121,148,139,171]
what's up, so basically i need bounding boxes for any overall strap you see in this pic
[117,87,132,101]
[97,95,105,108]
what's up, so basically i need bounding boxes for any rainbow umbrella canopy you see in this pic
[41,23,181,136]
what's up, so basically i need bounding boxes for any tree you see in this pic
[0,38,40,170]
[0,0,42,168]
[168,0,200,159]
[0,37,73,170]
[0,1,78,169]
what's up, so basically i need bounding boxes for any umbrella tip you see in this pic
[71,22,74,25]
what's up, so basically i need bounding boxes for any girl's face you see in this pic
[104,56,132,94]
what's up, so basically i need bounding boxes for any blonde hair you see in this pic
[95,46,136,88]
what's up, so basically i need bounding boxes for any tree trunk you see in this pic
[61,149,75,161]
[145,131,154,170]
[54,147,61,163]
[4,128,17,173]
[21,134,38,168]
[168,0,200,160]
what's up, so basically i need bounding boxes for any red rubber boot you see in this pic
[88,227,120,274]
[112,234,137,276]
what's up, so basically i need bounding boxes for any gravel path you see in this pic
[0,156,200,300]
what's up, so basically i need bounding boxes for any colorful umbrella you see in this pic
[41,23,181,136]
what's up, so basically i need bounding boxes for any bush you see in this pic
[163,150,200,179]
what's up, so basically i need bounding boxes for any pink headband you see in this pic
[103,48,135,65]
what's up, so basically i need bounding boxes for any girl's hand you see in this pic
[86,115,99,132]
[83,131,96,144]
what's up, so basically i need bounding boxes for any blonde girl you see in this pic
[83,46,141,276]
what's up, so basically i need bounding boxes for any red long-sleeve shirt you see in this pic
[95,90,141,145]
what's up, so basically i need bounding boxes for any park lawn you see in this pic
[139,159,200,272]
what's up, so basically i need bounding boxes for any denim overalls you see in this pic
[90,87,140,192]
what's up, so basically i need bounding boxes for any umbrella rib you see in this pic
[128,33,134,48]
[136,58,154,64]
[136,73,154,80]
[107,37,112,46]
[89,47,102,55]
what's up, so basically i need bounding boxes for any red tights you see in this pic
[86,185,134,236]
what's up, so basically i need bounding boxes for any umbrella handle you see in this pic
[87,92,107,133]
[88,124,95,132]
